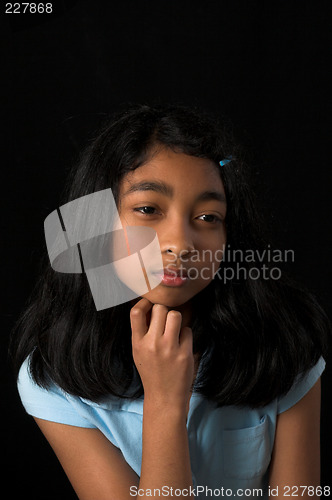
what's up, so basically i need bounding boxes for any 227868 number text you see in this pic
[5,3,53,13]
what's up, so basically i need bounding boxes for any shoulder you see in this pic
[17,356,96,428]
[277,356,325,414]
[269,365,322,486]
[17,356,144,443]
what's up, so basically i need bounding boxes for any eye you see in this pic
[133,206,158,215]
[197,214,223,223]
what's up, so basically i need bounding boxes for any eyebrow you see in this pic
[123,180,226,204]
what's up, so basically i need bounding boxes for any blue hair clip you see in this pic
[219,156,233,167]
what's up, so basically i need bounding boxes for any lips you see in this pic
[153,267,188,278]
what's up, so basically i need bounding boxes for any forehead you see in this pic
[119,149,225,196]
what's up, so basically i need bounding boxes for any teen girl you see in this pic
[10,104,330,499]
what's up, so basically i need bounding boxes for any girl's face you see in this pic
[115,147,227,308]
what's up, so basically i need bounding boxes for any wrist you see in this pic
[143,395,188,423]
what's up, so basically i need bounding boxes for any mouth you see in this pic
[153,267,188,278]
[151,267,189,287]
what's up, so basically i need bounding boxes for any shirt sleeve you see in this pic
[277,356,326,414]
[17,357,97,428]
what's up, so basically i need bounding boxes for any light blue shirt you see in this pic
[17,355,325,498]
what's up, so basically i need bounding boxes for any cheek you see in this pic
[196,229,226,265]
[212,237,227,267]
[111,225,164,295]
[113,258,149,295]
[183,233,226,283]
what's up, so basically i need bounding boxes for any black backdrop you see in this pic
[2,1,331,497]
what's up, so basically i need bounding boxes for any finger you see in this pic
[130,298,153,340]
[148,304,169,337]
[163,310,183,343]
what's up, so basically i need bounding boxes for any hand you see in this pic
[130,298,194,411]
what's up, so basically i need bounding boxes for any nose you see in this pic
[161,218,195,261]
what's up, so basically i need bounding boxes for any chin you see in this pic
[140,288,193,308]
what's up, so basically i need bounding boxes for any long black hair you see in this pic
[9,103,331,407]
